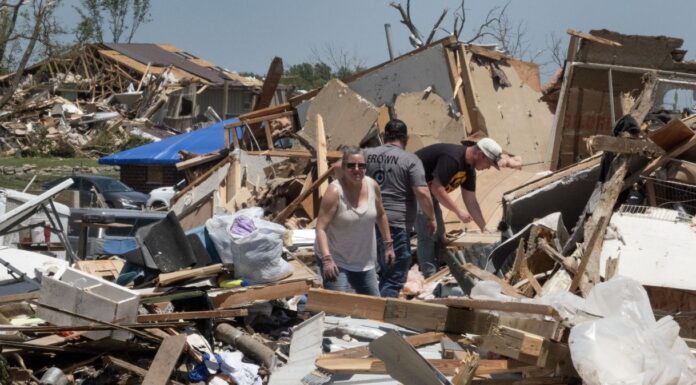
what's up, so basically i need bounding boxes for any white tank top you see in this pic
[325,177,378,271]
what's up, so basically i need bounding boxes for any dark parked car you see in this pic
[43,176,148,210]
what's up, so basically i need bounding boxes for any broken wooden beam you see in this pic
[157,264,224,287]
[142,334,187,385]
[586,135,664,157]
[428,298,558,318]
[314,357,535,376]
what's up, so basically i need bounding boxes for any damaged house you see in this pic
[0,42,269,156]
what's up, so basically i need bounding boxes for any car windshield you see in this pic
[92,178,132,192]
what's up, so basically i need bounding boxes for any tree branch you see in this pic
[425,8,448,44]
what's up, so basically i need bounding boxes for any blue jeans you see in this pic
[376,226,411,297]
[316,257,380,296]
[415,196,445,278]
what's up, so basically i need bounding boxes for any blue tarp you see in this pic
[99,118,240,166]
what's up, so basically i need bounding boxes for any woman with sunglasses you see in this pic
[315,146,395,296]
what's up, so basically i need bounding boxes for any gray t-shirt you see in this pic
[365,144,427,230]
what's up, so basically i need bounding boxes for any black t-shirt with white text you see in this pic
[415,143,476,193]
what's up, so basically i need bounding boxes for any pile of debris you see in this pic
[0,30,695,385]
[0,43,263,157]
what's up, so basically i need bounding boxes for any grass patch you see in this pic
[0,157,119,192]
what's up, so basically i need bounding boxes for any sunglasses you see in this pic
[345,162,367,170]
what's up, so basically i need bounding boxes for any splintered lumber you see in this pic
[0,291,39,304]
[369,331,448,385]
[105,356,185,385]
[321,332,444,359]
[482,326,550,367]
[586,135,664,157]
[274,168,333,223]
[142,334,187,385]
[157,264,224,286]
[448,257,524,298]
[215,323,277,369]
[137,309,247,322]
[452,351,479,385]
[315,114,329,196]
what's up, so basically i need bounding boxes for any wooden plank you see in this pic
[142,334,187,385]
[273,168,333,223]
[255,56,283,111]
[457,45,483,135]
[210,280,312,309]
[175,151,226,171]
[0,291,39,304]
[104,356,185,385]
[321,332,444,359]
[315,357,534,376]
[263,120,274,149]
[586,135,664,157]
[225,111,295,128]
[547,34,579,170]
[444,46,472,135]
[315,114,329,196]
[1,331,87,354]
[246,149,343,160]
[305,288,387,321]
[137,308,247,322]
[648,118,694,151]
[641,135,696,177]
[158,264,224,287]
[429,298,558,318]
[566,29,622,46]
[237,103,290,121]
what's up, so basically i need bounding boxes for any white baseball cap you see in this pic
[476,138,502,170]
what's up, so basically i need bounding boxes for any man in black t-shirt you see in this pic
[414,138,517,277]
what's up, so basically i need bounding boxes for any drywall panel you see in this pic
[503,163,601,234]
[298,79,378,150]
[349,44,455,112]
[394,91,466,152]
[466,54,554,171]
[600,208,696,291]
[440,168,538,233]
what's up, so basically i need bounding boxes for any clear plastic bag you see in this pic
[206,208,293,284]
[569,276,696,385]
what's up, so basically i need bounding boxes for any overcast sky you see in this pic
[55,0,696,82]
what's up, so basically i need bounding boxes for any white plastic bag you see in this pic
[206,208,293,284]
[569,276,696,385]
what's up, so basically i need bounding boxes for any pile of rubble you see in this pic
[0,30,695,385]
[0,43,262,157]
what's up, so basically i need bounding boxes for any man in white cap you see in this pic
[414,138,521,277]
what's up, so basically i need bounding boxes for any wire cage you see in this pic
[641,176,696,217]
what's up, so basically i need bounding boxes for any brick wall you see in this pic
[120,165,184,193]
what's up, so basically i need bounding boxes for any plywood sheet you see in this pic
[440,168,538,232]
[394,91,466,152]
[466,52,554,171]
[299,79,378,150]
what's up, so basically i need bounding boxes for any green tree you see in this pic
[0,0,61,108]
[282,62,332,91]
[74,0,151,43]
